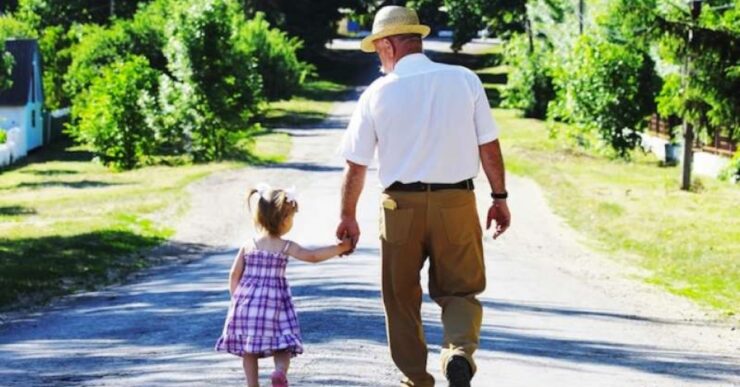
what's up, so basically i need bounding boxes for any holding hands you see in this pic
[336,215,360,256]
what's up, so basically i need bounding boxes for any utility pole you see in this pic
[110,0,115,19]
[578,0,585,35]
[681,0,702,190]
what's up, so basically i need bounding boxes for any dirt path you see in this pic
[1,75,739,386]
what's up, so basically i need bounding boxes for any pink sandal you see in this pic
[271,370,288,387]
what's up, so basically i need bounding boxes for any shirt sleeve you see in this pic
[340,89,377,166]
[472,75,499,145]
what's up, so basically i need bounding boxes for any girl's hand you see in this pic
[338,237,353,254]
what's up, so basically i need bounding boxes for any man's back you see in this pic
[343,53,498,188]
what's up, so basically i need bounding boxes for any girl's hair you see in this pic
[247,187,298,236]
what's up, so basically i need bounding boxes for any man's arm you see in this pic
[480,139,511,239]
[336,160,367,253]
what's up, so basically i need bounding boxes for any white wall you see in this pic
[0,107,23,130]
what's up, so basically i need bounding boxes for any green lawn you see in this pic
[0,80,346,310]
[495,109,740,315]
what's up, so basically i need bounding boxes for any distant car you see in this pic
[437,30,453,38]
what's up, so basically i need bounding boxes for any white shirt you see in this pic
[340,53,499,188]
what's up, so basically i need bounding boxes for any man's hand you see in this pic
[336,215,361,255]
[486,200,511,239]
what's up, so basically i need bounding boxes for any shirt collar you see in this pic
[392,53,432,75]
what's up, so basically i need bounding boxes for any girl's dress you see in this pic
[215,240,304,357]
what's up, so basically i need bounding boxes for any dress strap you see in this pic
[252,237,259,250]
[281,240,291,254]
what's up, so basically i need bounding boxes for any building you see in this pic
[0,39,44,161]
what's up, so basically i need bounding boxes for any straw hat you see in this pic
[360,6,431,53]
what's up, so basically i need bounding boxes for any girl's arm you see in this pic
[286,238,352,264]
[228,247,246,296]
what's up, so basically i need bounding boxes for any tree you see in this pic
[236,13,312,100]
[0,0,19,15]
[244,0,363,52]
[502,33,555,119]
[604,0,739,186]
[549,34,661,157]
[160,0,263,161]
[15,0,150,29]
[0,14,36,92]
[69,56,158,170]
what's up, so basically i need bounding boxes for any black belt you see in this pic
[386,179,474,192]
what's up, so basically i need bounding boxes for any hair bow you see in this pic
[255,182,272,201]
[284,186,297,205]
[255,183,297,205]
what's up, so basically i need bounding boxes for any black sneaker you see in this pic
[446,355,472,387]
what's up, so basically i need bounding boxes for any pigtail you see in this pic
[246,188,260,214]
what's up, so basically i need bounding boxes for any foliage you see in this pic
[245,0,362,52]
[64,13,166,106]
[0,0,19,15]
[157,0,263,161]
[69,56,158,170]
[0,130,6,144]
[237,13,312,101]
[0,45,12,91]
[603,0,740,143]
[718,149,740,183]
[15,0,150,29]
[549,34,661,157]
[0,14,36,91]
[38,26,72,110]
[501,33,554,119]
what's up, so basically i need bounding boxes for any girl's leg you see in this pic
[242,354,259,387]
[273,350,291,373]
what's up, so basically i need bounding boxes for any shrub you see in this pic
[64,14,166,105]
[159,0,263,161]
[237,12,312,101]
[718,149,740,183]
[0,130,7,144]
[68,56,158,170]
[38,25,72,110]
[549,34,661,158]
[502,33,555,119]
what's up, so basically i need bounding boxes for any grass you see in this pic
[495,109,740,315]
[0,78,348,310]
[0,142,236,309]
[261,80,351,128]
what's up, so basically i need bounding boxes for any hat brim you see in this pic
[360,25,431,53]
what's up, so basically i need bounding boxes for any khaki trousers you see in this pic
[380,189,485,387]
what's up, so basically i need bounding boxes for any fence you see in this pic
[649,114,737,156]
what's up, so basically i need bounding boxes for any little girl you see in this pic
[215,184,351,387]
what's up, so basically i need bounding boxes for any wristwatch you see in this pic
[491,191,508,200]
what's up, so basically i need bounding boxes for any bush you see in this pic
[0,130,7,144]
[68,56,158,170]
[237,13,312,101]
[502,33,555,119]
[38,25,72,110]
[718,149,740,183]
[549,34,661,157]
[159,0,263,161]
[64,15,166,105]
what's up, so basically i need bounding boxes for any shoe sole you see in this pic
[446,356,472,387]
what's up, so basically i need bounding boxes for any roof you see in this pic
[0,39,42,106]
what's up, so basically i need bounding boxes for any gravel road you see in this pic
[1,73,738,387]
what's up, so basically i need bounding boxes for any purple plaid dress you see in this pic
[215,241,303,358]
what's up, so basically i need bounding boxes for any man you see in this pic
[336,5,511,387]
